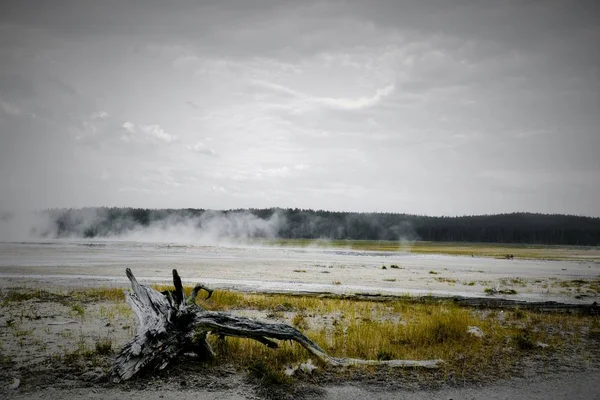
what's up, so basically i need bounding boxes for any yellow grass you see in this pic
[163,289,594,380]
[206,294,593,381]
[3,284,594,383]
[257,239,600,261]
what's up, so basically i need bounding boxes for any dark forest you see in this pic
[26,207,600,246]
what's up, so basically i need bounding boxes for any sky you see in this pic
[0,0,599,217]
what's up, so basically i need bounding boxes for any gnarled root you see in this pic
[112,269,443,382]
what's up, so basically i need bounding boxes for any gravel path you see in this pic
[4,371,599,400]
[324,370,600,400]
[4,370,600,400]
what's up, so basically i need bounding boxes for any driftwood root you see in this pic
[111,269,443,382]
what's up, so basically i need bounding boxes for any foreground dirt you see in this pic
[1,286,599,400]
[2,365,599,400]
[5,373,600,400]
[325,370,600,400]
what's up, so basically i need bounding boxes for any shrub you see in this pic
[513,329,535,350]
[95,338,112,355]
[247,360,292,385]
[292,313,309,330]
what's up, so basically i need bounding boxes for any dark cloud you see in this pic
[0,0,598,215]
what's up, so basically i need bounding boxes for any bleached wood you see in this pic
[111,269,442,382]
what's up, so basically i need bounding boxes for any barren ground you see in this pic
[1,241,599,399]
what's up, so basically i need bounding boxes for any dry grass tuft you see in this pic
[265,239,600,261]
[95,337,113,355]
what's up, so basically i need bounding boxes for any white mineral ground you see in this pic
[1,240,599,399]
[1,241,599,303]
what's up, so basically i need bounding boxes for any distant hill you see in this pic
[10,207,599,246]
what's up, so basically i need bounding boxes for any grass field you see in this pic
[258,239,600,260]
[2,285,597,387]
[193,288,598,382]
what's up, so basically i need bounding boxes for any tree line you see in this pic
[33,207,600,246]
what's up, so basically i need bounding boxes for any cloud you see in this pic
[140,124,177,143]
[186,141,217,156]
[185,100,201,109]
[145,43,200,67]
[139,167,201,190]
[477,169,600,190]
[261,166,290,178]
[251,80,395,111]
[0,99,22,115]
[318,84,395,110]
[513,129,548,139]
[228,166,293,182]
[122,121,136,133]
[118,187,167,195]
[121,122,177,143]
[90,111,108,119]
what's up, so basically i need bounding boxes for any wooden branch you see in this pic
[191,311,442,368]
[111,269,443,382]
[172,269,184,307]
[453,296,599,315]
[188,283,213,305]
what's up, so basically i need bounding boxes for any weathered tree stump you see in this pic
[111,268,443,382]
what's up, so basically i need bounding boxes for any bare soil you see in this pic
[1,289,599,400]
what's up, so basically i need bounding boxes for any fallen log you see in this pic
[112,268,443,382]
[452,296,599,315]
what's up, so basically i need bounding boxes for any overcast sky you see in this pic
[0,0,599,216]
